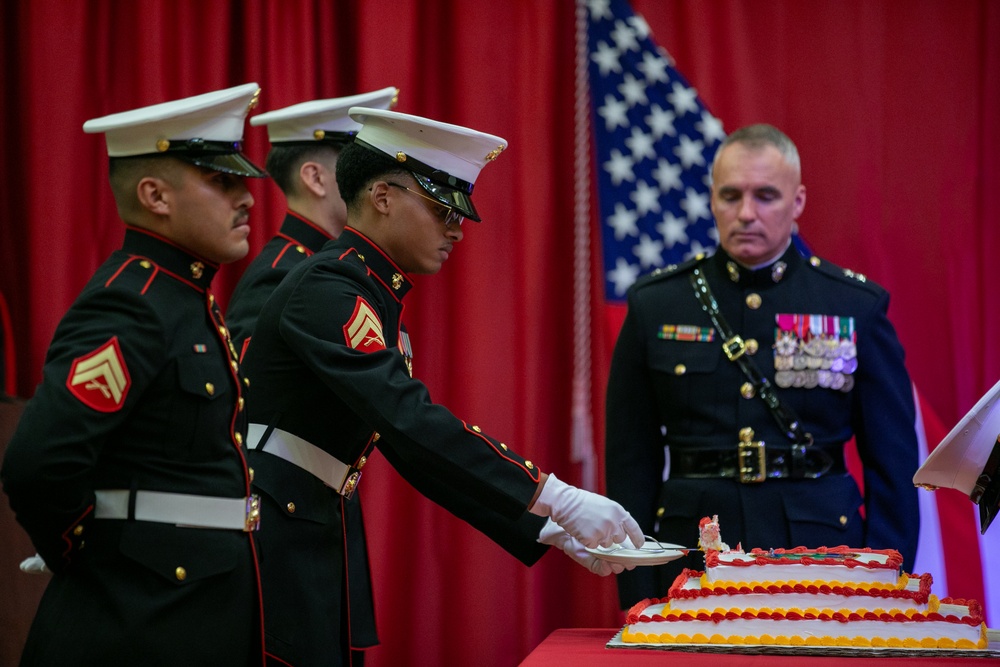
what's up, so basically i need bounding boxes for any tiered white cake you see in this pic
[621,516,987,650]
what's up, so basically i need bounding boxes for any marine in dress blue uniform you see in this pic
[227,211,335,355]
[1,84,269,666]
[242,108,643,666]
[227,88,399,354]
[606,125,920,609]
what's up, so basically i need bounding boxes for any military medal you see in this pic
[398,330,414,377]
[775,370,794,388]
[773,314,798,376]
[775,330,797,356]
[775,313,859,391]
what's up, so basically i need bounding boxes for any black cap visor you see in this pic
[183,152,267,178]
[156,138,267,178]
[413,175,480,222]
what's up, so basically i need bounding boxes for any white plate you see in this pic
[585,542,689,566]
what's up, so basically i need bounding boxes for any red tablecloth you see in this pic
[519,629,1000,666]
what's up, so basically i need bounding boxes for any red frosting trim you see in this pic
[707,546,903,570]
[652,606,984,625]
[625,598,656,624]
[670,572,932,604]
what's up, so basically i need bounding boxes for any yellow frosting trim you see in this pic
[662,605,926,618]
[700,573,908,592]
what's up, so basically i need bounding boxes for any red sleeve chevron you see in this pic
[65,336,131,412]
[343,296,386,352]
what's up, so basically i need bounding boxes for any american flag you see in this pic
[586,0,725,302]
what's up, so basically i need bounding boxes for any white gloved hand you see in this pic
[19,553,50,575]
[537,518,632,576]
[529,473,644,549]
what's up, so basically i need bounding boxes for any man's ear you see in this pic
[792,183,806,220]
[299,161,334,198]
[369,180,392,216]
[136,176,172,216]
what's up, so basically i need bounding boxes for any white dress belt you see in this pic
[247,423,361,498]
[94,489,261,531]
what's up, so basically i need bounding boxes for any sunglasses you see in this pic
[386,182,464,227]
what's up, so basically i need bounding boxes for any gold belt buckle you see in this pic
[245,495,261,532]
[738,428,766,483]
[723,335,747,361]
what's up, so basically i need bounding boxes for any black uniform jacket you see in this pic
[226,211,334,357]
[606,246,920,609]
[1,227,263,666]
[241,227,548,666]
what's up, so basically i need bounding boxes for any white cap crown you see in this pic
[83,83,266,177]
[348,107,507,221]
[251,86,398,144]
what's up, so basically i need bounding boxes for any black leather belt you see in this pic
[670,445,846,481]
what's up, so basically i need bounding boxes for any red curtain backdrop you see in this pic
[0,2,997,666]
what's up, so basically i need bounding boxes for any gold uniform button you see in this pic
[287,503,296,513]
[231,360,239,372]
[372,432,380,442]
[839,515,848,526]
[296,245,306,254]
[73,525,84,536]
[500,443,508,451]
[244,377,250,387]
[248,467,255,482]
[674,364,686,376]
[656,507,665,518]
[524,460,534,470]
[175,567,187,581]
[471,425,482,433]
[745,293,762,309]
[740,382,755,399]
[234,433,243,445]
[219,326,228,337]
[357,456,367,469]
[139,260,152,269]
[745,338,759,355]
[238,397,245,412]
[205,382,215,396]
[810,256,822,267]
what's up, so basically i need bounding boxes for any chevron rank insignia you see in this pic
[66,336,131,412]
[343,297,386,352]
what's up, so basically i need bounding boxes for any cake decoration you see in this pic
[697,514,730,552]
[619,517,989,651]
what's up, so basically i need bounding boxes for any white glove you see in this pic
[19,553,50,575]
[538,518,631,576]
[529,473,644,549]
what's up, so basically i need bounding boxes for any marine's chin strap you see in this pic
[972,436,1000,534]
